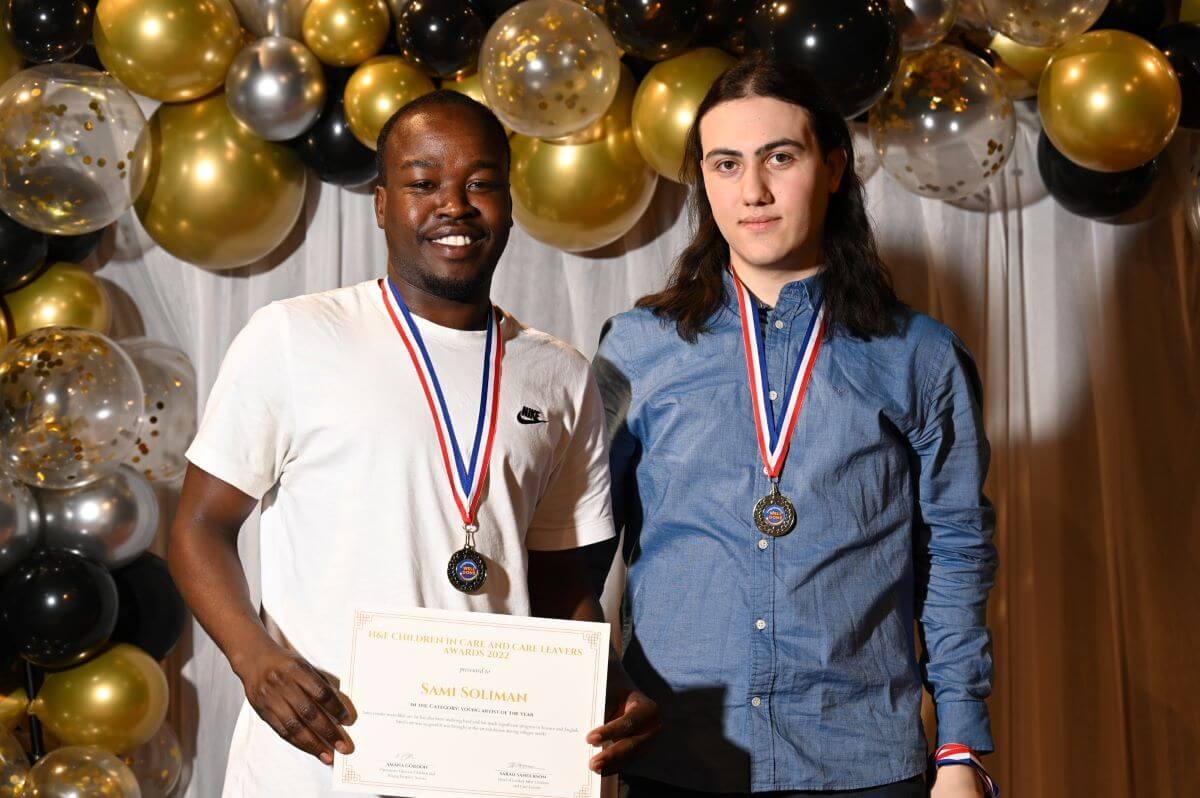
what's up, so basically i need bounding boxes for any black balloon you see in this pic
[110,553,187,661]
[1151,23,1200,129]
[605,0,699,61]
[697,0,751,54]
[8,0,93,63]
[468,0,521,19]
[395,0,487,78]
[0,212,49,293]
[0,550,118,669]
[46,228,105,263]
[744,0,900,119]
[1038,131,1160,219]
[1091,0,1168,38]
[290,68,378,186]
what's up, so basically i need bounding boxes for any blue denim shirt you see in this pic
[593,273,997,792]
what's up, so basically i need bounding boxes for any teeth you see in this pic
[433,235,472,246]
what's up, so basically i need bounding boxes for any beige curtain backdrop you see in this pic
[93,103,1199,796]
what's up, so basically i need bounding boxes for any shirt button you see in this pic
[755,619,767,630]
[757,539,769,550]
[774,320,785,329]
[751,696,762,707]
[768,390,778,401]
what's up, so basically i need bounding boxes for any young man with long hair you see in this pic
[593,56,998,798]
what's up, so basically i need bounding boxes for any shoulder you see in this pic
[270,281,376,327]
[595,305,682,377]
[501,312,593,390]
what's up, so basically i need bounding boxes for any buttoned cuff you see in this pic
[936,700,994,754]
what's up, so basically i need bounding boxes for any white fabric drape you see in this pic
[95,102,1200,796]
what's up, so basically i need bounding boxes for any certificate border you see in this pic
[337,609,606,798]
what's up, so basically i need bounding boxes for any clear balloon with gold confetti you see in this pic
[0,730,28,798]
[0,64,148,237]
[0,327,144,490]
[869,45,1016,201]
[118,339,197,485]
[22,746,140,798]
[121,723,182,798]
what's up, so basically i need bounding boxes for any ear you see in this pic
[373,183,387,229]
[826,146,848,194]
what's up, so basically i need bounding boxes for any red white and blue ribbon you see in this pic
[380,277,503,526]
[731,267,827,479]
[934,743,999,797]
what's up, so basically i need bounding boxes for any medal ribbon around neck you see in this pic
[380,277,503,525]
[731,266,827,479]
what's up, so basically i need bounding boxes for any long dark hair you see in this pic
[638,55,900,342]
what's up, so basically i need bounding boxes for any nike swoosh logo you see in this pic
[517,407,546,425]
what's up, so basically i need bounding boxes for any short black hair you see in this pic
[374,89,511,186]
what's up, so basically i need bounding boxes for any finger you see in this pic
[257,701,335,765]
[588,732,655,776]
[283,680,352,756]
[291,665,355,751]
[292,662,353,724]
[587,702,657,744]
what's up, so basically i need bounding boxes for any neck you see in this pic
[387,267,492,331]
[731,248,823,307]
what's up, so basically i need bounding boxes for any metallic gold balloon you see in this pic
[135,94,307,270]
[0,731,28,797]
[3,261,111,336]
[632,47,735,183]
[0,307,9,345]
[479,0,622,138]
[1039,30,1182,172]
[0,689,28,734]
[93,0,241,103]
[981,0,1107,48]
[23,746,139,798]
[302,0,388,67]
[510,66,658,252]
[32,644,169,754]
[343,56,435,149]
[443,71,513,136]
[985,32,1054,99]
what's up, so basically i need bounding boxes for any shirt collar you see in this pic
[722,268,826,320]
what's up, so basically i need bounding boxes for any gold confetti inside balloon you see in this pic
[343,56,435,149]
[121,723,182,798]
[135,94,307,270]
[0,64,149,237]
[32,644,169,755]
[118,338,197,484]
[0,730,28,797]
[23,746,139,798]
[0,327,143,489]
[479,0,622,139]
[632,47,735,183]
[94,0,241,103]
[302,0,389,67]
[891,0,960,51]
[510,65,658,252]
[869,45,1016,201]
[980,0,1107,48]
[3,262,111,337]
[1039,30,1182,173]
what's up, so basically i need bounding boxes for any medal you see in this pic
[731,267,827,537]
[380,278,504,593]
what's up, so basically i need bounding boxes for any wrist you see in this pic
[226,629,281,679]
[934,743,998,797]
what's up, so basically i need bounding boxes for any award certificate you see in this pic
[333,607,610,797]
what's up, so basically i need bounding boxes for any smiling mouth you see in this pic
[425,233,485,257]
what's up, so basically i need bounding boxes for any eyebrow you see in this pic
[703,138,807,160]
[397,158,504,171]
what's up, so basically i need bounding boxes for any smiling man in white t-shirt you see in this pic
[168,91,659,797]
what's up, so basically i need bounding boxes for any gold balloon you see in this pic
[303,0,389,67]
[1186,0,1200,22]
[510,66,658,252]
[344,56,435,149]
[0,6,23,84]
[0,731,28,798]
[632,47,735,183]
[1039,30,1182,173]
[93,0,242,103]
[32,645,169,755]
[986,32,1054,99]
[135,93,307,270]
[23,747,139,798]
[0,306,9,346]
[442,72,513,136]
[0,687,27,734]
[3,262,112,337]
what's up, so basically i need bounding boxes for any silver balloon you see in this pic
[890,0,959,51]
[119,338,198,485]
[38,465,159,569]
[232,0,309,38]
[225,37,326,141]
[0,479,40,575]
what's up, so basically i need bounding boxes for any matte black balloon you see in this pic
[0,212,49,293]
[46,228,104,263]
[1091,0,1168,38]
[745,0,900,119]
[110,553,187,661]
[1151,23,1200,129]
[1038,131,1160,219]
[395,0,487,78]
[8,0,93,63]
[289,68,378,186]
[605,0,699,61]
[0,549,118,669]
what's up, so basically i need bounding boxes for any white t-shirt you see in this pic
[185,279,615,797]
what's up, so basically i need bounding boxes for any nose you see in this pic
[435,184,478,219]
[741,162,773,206]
